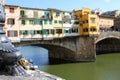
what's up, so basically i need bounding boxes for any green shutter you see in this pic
[20,10,25,17]
[34,11,38,18]
[21,20,26,25]
[44,20,47,24]
[33,30,37,35]
[69,29,72,33]
[29,20,34,25]
[44,12,49,16]
[51,29,55,34]
[39,20,42,25]
[49,20,52,25]
[19,30,23,35]
[41,30,46,35]
[34,20,37,25]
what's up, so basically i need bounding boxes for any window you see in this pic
[91,18,95,24]
[41,29,46,35]
[74,21,79,24]
[69,29,72,33]
[20,10,25,17]
[80,24,83,26]
[64,29,69,33]
[54,20,57,24]
[51,29,55,34]
[59,21,62,24]
[44,12,49,17]
[7,18,15,25]
[49,20,52,25]
[34,11,38,18]
[21,20,26,25]
[46,29,50,34]
[56,12,60,16]
[39,20,42,25]
[83,28,88,32]
[90,27,97,32]
[7,30,18,37]
[34,20,38,25]
[56,29,62,34]
[80,15,82,18]
[29,20,34,25]
[36,30,41,34]
[29,30,34,35]
[9,8,14,13]
[72,28,78,33]
[44,20,47,24]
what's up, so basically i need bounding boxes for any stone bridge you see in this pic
[95,32,120,54]
[13,32,120,62]
[95,32,120,43]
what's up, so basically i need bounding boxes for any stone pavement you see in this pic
[0,70,65,80]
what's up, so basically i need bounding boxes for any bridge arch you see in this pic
[96,38,120,54]
[13,38,77,61]
[95,32,120,44]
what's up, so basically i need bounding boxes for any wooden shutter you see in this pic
[7,31,10,37]
[14,31,18,37]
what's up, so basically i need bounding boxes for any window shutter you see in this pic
[7,31,10,37]
[14,31,18,37]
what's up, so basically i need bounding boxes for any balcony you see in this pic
[41,15,52,20]
[20,15,27,18]
[62,15,71,22]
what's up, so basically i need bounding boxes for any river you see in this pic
[18,45,120,80]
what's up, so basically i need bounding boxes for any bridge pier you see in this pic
[74,36,96,61]
[40,36,96,62]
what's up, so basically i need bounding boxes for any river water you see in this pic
[18,45,120,80]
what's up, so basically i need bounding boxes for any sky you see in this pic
[5,0,120,12]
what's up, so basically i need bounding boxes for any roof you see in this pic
[99,15,115,19]
[20,7,47,11]
[5,4,19,7]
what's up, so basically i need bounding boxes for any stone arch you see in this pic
[96,37,120,54]
[13,40,76,61]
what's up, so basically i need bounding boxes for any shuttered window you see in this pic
[9,8,14,13]
[21,20,26,25]
[7,30,18,37]
[7,18,15,25]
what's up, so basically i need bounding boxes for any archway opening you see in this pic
[96,38,120,55]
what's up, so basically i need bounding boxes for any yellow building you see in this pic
[48,8,64,38]
[74,8,99,36]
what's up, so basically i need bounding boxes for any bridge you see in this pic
[13,32,120,62]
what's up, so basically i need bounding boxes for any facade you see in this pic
[74,8,99,36]
[63,11,79,36]
[4,5,20,42]
[99,15,114,32]
[4,5,79,42]
[48,8,64,38]
[19,7,54,40]
[114,17,120,31]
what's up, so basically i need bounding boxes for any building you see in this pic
[92,9,102,15]
[47,8,64,38]
[19,7,54,40]
[62,11,79,36]
[102,10,120,17]
[4,5,79,41]
[4,5,20,42]
[99,15,114,32]
[74,8,99,36]
[114,17,120,31]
